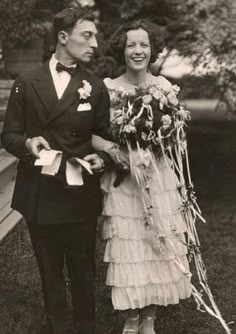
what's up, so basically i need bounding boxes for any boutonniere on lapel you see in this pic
[78,80,92,100]
[77,80,92,112]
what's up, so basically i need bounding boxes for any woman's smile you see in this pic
[125,28,151,72]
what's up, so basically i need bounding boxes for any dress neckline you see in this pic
[104,75,167,91]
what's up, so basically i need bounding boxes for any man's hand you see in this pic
[25,136,50,158]
[83,154,105,173]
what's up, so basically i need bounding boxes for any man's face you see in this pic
[62,19,98,63]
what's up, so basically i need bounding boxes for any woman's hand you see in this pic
[114,149,130,171]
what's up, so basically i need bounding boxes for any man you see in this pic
[2,8,110,334]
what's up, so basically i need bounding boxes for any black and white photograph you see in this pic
[0,1,235,333]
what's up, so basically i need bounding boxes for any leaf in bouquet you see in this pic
[110,123,120,143]
[141,132,148,141]
[111,100,125,109]
[152,110,163,130]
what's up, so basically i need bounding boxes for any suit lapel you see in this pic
[31,61,58,122]
[47,67,85,124]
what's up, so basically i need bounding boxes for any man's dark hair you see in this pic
[108,19,165,65]
[53,7,95,42]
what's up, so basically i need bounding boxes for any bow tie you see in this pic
[56,62,77,76]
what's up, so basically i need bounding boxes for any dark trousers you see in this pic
[27,220,97,334]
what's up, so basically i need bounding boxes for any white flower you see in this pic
[159,95,168,110]
[167,91,179,106]
[161,114,172,129]
[142,94,152,104]
[177,107,191,120]
[110,90,120,103]
[78,80,92,99]
[123,124,136,133]
[145,120,153,129]
[172,84,180,95]
[127,88,137,97]
[153,89,162,101]
[156,76,172,94]
[115,86,136,98]
[115,86,126,95]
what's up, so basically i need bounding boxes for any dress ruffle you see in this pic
[106,255,190,286]
[111,276,192,310]
[101,155,192,310]
[102,214,187,240]
[104,237,188,263]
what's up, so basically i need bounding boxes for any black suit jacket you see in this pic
[1,61,111,224]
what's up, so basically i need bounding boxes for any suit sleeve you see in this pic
[93,80,113,165]
[1,76,31,161]
[93,80,111,139]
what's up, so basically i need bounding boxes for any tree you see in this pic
[95,0,236,111]
[166,0,236,111]
[0,0,51,49]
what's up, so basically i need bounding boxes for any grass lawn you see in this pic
[0,147,236,334]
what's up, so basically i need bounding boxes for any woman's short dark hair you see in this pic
[108,19,165,64]
[53,7,95,42]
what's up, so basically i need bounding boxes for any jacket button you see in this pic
[72,131,77,136]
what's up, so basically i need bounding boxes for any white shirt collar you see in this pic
[50,54,77,70]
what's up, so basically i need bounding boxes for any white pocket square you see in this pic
[77,103,91,111]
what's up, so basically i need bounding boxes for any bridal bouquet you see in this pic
[109,78,190,153]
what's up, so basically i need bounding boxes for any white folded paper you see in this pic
[34,149,93,186]
[66,157,93,186]
[35,149,62,175]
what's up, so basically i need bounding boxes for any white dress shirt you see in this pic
[49,54,76,99]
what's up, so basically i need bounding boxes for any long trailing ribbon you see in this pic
[124,101,232,333]
[157,121,232,333]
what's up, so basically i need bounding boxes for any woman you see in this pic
[93,20,192,334]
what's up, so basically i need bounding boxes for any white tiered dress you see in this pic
[101,78,192,311]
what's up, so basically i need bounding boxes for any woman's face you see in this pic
[124,28,151,72]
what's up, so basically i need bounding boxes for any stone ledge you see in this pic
[0,210,22,242]
[0,79,14,89]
